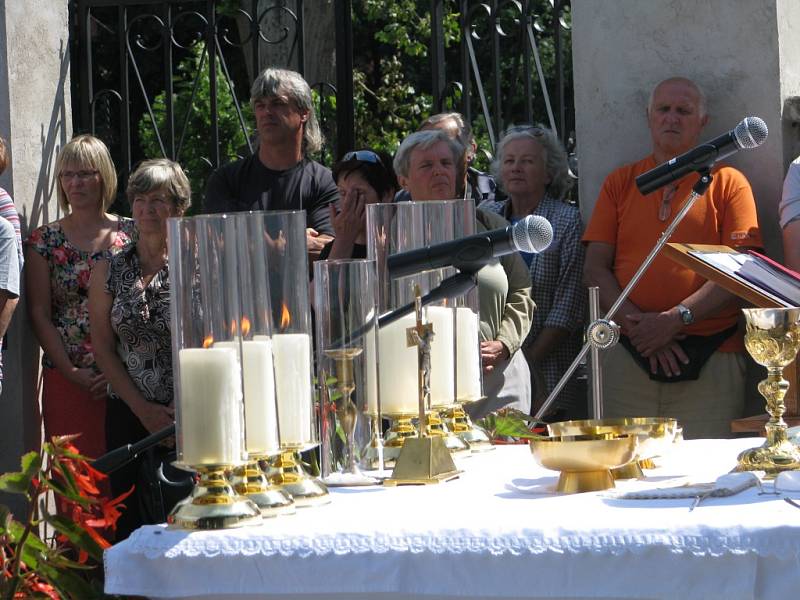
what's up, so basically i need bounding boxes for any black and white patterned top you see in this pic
[106,245,173,406]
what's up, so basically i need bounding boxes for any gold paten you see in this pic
[529,434,638,493]
[265,450,331,507]
[230,460,295,517]
[548,417,678,479]
[736,308,800,477]
[168,466,262,529]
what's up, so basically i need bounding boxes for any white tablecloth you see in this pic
[104,438,800,599]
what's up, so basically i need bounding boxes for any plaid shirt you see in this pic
[479,195,586,410]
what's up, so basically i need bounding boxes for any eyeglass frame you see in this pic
[59,169,100,182]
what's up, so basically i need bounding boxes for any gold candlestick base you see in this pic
[168,466,262,530]
[383,416,418,463]
[230,460,296,517]
[384,436,461,486]
[735,308,800,478]
[427,410,470,455]
[266,450,330,507]
[444,403,493,452]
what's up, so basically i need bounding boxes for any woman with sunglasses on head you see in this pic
[26,135,136,464]
[319,149,397,261]
[480,125,585,419]
[394,130,534,418]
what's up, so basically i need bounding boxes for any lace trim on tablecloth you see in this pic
[120,526,800,560]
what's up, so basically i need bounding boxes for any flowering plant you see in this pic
[0,435,130,599]
[476,408,548,444]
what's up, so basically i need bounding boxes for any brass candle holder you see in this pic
[736,307,800,477]
[230,459,295,517]
[443,402,493,451]
[169,465,262,529]
[265,449,330,506]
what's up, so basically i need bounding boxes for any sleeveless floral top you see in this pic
[106,245,173,406]
[26,218,136,369]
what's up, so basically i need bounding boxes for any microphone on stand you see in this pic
[92,423,176,475]
[387,214,553,279]
[635,116,768,195]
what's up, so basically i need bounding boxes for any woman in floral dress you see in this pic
[26,135,135,461]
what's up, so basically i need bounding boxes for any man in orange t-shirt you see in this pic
[583,77,762,439]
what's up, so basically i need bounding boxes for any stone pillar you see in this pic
[0,2,70,515]
[572,0,800,260]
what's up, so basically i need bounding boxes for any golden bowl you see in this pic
[529,434,638,493]
[547,417,678,478]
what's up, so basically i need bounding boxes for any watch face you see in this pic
[680,307,693,325]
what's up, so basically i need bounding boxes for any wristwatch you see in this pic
[676,303,694,326]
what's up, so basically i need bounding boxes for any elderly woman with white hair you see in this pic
[394,130,534,418]
[89,158,191,540]
[481,125,585,418]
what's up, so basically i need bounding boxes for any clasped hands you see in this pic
[623,308,688,377]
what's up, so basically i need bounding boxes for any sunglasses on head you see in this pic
[342,150,383,165]
[507,125,545,137]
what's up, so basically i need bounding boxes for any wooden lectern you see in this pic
[663,243,800,434]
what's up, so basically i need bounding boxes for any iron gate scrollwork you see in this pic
[69,0,573,212]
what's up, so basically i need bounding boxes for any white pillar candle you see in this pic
[269,333,313,446]
[178,347,244,466]
[215,339,279,456]
[426,305,455,407]
[364,325,380,415]
[378,314,419,415]
[456,307,482,401]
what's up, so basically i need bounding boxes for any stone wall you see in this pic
[0,1,70,515]
[572,0,800,259]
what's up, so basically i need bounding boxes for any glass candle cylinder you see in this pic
[313,259,380,480]
[167,214,247,468]
[366,200,476,413]
[255,210,317,450]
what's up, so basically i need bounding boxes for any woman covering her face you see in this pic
[319,149,397,261]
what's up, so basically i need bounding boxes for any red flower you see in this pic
[77,267,91,288]
[52,247,68,265]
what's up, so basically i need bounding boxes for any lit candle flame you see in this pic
[280,303,291,330]
[241,316,251,337]
[202,335,214,348]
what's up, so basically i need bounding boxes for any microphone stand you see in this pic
[534,169,714,420]
[92,423,176,475]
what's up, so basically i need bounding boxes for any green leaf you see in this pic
[37,560,104,599]
[0,451,42,496]
[43,515,105,564]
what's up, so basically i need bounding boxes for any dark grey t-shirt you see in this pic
[203,154,337,235]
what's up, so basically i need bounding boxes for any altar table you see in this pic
[104,438,800,599]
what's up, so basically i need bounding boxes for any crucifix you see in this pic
[406,284,434,433]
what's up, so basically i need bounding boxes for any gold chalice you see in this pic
[548,417,678,479]
[530,434,638,493]
[736,307,800,477]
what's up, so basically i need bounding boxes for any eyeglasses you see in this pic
[59,170,99,181]
[342,150,383,165]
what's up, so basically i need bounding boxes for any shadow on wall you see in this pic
[24,39,69,235]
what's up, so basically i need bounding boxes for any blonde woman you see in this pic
[26,134,135,462]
